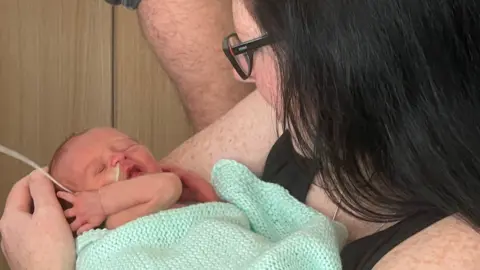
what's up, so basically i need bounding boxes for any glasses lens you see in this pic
[228,35,251,75]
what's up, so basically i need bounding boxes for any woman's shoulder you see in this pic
[375,216,480,269]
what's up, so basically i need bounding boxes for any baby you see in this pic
[49,127,219,235]
[48,127,347,270]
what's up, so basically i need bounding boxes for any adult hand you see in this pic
[0,169,75,270]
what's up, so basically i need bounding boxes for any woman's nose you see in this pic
[110,153,126,166]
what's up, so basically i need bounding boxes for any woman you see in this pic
[226,0,480,267]
[3,0,480,269]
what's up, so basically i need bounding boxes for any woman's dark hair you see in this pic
[248,0,480,224]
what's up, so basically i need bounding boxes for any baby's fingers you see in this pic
[77,223,95,235]
[70,218,85,232]
[57,191,75,204]
[64,208,76,218]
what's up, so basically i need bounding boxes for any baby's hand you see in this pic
[57,191,107,235]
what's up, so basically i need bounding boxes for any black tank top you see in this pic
[261,132,446,269]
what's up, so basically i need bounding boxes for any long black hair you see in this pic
[248,0,480,224]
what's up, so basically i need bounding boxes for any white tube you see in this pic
[114,163,120,182]
[0,144,73,193]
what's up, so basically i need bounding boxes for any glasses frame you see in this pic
[222,32,273,80]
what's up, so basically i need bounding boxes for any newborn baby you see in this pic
[75,158,348,270]
[49,127,218,235]
[48,127,347,270]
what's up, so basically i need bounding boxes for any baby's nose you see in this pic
[110,153,126,166]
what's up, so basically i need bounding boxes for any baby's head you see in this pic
[49,127,159,192]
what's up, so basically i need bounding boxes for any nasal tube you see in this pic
[114,163,120,182]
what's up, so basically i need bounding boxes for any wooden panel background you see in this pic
[0,0,112,269]
[113,8,193,159]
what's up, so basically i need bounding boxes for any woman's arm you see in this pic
[161,90,279,181]
[375,216,480,269]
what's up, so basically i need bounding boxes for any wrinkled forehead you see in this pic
[60,128,121,161]
[54,127,133,165]
[62,127,134,161]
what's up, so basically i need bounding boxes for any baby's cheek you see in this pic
[87,175,112,190]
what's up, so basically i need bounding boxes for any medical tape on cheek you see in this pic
[0,144,73,193]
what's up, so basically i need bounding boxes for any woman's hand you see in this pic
[0,169,75,270]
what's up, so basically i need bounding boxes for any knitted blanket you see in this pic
[76,159,348,270]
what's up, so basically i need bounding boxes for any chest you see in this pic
[305,184,387,242]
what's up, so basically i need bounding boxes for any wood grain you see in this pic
[0,0,112,268]
[113,7,193,160]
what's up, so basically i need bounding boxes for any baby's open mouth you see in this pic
[126,165,144,179]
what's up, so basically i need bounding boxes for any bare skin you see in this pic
[2,0,480,269]
[56,173,182,234]
[137,0,255,131]
[159,86,480,270]
[5,99,480,269]
[51,128,219,235]
[56,170,218,235]
[0,173,75,270]
[161,91,279,180]
[226,1,480,268]
[1,0,264,268]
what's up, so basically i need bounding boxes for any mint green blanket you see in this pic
[76,159,348,270]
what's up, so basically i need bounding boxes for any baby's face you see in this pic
[52,127,159,191]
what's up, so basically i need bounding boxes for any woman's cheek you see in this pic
[255,54,282,114]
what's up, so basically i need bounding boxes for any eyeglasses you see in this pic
[222,33,273,80]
